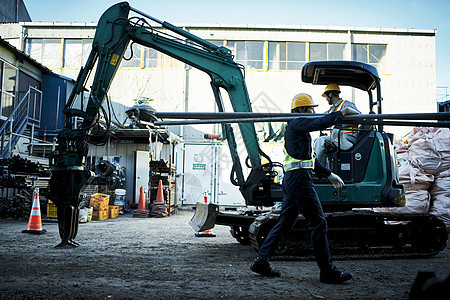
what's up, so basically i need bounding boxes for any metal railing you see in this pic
[437,86,449,102]
[1,87,42,158]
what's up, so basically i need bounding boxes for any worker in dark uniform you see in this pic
[250,93,357,284]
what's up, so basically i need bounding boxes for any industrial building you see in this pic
[1,21,438,117]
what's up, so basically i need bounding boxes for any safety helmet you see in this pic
[322,83,341,97]
[291,93,318,110]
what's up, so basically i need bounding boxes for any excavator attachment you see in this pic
[189,202,219,232]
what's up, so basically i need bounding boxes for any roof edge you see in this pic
[14,22,437,34]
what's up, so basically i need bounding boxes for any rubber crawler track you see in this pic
[248,210,448,260]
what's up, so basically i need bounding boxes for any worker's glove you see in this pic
[341,107,359,116]
[327,172,345,189]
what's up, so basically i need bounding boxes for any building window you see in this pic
[268,42,306,71]
[63,39,93,68]
[227,41,264,70]
[310,43,345,61]
[26,39,62,68]
[142,46,183,69]
[352,44,387,72]
[0,60,17,118]
[144,48,158,68]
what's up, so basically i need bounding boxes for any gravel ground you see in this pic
[0,209,448,300]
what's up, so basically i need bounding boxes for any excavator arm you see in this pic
[49,2,281,247]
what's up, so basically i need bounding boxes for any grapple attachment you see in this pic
[189,202,219,232]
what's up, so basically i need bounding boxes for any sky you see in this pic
[24,0,450,99]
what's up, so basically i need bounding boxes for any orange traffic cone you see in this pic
[155,180,165,204]
[133,186,149,218]
[22,188,47,234]
[150,180,169,217]
[195,193,216,237]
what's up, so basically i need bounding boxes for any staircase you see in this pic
[0,86,43,158]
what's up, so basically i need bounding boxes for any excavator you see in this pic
[49,1,277,247]
[49,2,448,258]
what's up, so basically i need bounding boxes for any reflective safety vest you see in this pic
[327,99,347,113]
[328,100,358,134]
[283,133,315,172]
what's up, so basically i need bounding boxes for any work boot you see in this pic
[250,257,281,277]
[320,266,353,284]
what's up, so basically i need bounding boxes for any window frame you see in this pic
[226,40,265,70]
[0,59,18,119]
[352,43,387,71]
[63,38,93,68]
[268,41,307,71]
[309,42,346,62]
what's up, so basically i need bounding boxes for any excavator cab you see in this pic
[301,61,405,211]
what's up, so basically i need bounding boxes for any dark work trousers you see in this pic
[257,169,333,272]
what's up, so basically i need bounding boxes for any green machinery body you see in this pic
[315,131,404,210]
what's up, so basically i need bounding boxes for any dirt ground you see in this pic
[0,209,448,300]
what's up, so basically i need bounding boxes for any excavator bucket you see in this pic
[189,202,219,232]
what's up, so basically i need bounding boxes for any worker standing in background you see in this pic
[250,93,355,284]
[314,83,361,166]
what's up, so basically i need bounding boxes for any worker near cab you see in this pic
[250,93,353,284]
[314,83,361,166]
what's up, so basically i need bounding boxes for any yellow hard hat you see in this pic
[291,93,318,110]
[322,83,341,97]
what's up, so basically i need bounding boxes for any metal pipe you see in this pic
[156,117,304,125]
[155,117,450,128]
[9,119,13,157]
[155,112,450,121]
[344,120,450,128]
[156,112,319,119]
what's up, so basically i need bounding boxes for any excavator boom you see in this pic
[49,1,281,247]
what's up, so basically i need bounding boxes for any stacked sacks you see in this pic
[428,129,450,227]
[395,128,450,227]
[397,160,433,213]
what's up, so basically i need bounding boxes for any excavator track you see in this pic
[248,210,448,260]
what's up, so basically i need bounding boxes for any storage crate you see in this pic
[92,208,109,221]
[47,200,57,219]
[109,205,119,219]
[90,193,110,210]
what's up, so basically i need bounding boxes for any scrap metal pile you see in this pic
[0,189,33,219]
[1,155,50,176]
[0,155,49,219]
